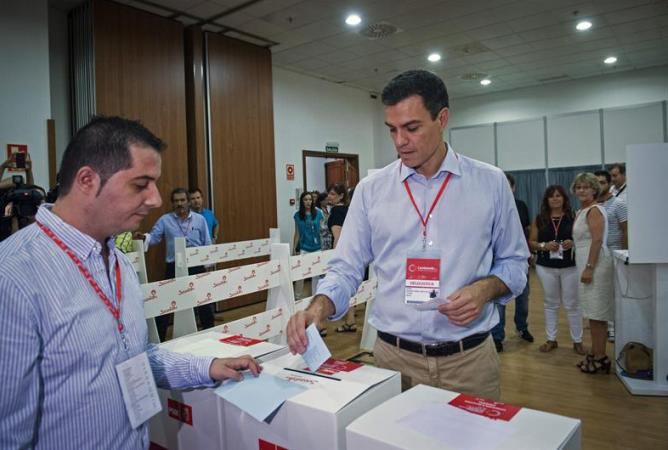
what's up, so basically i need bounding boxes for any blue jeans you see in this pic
[491,278,530,343]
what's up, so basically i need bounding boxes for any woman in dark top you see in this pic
[325,183,356,332]
[529,185,584,355]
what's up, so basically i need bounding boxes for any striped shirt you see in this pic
[0,205,215,449]
[600,196,628,250]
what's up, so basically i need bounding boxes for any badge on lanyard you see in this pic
[549,215,564,260]
[115,352,163,429]
[402,171,453,309]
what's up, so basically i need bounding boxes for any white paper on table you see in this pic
[302,323,331,372]
[167,333,284,359]
[397,402,517,450]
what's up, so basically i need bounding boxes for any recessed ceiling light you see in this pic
[427,53,441,62]
[480,79,491,86]
[345,14,362,26]
[604,56,617,64]
[576,20,592,31]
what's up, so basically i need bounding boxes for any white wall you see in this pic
[49,6,71,172]
[449,65,668,128]
[0,0,51,188]
[273,67,376,243]
[304,156,338,192]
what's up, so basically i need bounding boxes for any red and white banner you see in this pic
[126,251,142,272]
[142,260,282,319]
[213,306,288,341]
[186,238,272,267]
[289,250,333,281]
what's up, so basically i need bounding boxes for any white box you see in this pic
[222,353,401,450]
[149,332,287,450]
[346,385,581,450]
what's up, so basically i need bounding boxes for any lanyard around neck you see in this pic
[36,221,124,333]
[403,172,453,248]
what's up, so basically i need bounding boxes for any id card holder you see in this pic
[115,351,162,429]
[405,241,442,310]
[549,244,564,260]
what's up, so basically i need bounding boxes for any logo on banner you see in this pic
[238,249,246,256]
[244,316,257,328]
[271,308,283,319]
[291,260,301,270]
[245,242,253,249]
[196,272,210,279]
[211,247,219,253]
[285,375,316,385]
[131,255,139,265]
[201,255,210,262]
[312,256,321,266]
[160,300,178,314]
[243,270,257,281]
[178,282,195,295]
[158,279,176,286]
[229,267,241,272]
[302,267,312,277]
[213,275,228,288]
[259,324,271,337]
[229,285,243,297]
[197,292,213,306]
[229,244,237,251]
[222,324,230,333]
[271,264,281,275]
[190,249,199,256]
[258,279,270,290]
[144,289,158,302]
[167,399,193,426]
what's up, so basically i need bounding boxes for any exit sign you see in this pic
[325,142,339,153]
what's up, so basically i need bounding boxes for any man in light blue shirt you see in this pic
[287,70,528,400]
[143,188,213,341]
[190,187,220,242]
[0,116,260,449]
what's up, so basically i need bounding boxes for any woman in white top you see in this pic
[571,172,614,374]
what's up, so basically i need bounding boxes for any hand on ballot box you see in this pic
[209,355,262,382]
[287,294,335,355]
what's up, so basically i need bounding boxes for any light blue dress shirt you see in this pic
[147,210,211,263]
[316,146,529,343]
[0,205,215,449]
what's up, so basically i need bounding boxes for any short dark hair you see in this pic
[381,70,449,120]
[171,187,189,202]
[594,170,611,183]
[328,183,349,206]
[505,172,516,188]
[58,116,165,196]
[608,162,626,175]
[189,188,203,196]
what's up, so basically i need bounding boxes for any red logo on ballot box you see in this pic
[167,399,193,425]
[259,438,288,450]
[305,358,363,375]
[220,335,263,346]
[448,394,521,421]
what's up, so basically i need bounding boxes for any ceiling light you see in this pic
[576,20,592,31]
[427,53,441,62]
[604,56,617,64]
[480,79,491,86]
[345,14,362,26]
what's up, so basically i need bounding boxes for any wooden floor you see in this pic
[211,271,668,450]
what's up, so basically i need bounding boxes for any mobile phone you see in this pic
[14,153,26,169]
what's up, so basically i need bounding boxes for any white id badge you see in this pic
[115,351,162,429]
[405,243,442,310]
[549,244,564,260]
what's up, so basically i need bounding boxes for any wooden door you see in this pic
[346,160,359,188]
[325,159,346,189]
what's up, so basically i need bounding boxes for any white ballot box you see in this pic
[149,332,287,450]
[346,384,581,450]
[222,353,401,450]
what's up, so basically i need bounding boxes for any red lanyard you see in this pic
[551,215,563,240]
[403,172,453,245]
[36,221,124,333]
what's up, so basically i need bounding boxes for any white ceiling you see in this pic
[56,0,668,98]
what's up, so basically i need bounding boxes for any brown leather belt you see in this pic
[377,330,490,357]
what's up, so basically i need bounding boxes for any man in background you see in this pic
[491,172,534,352]
[596,169,628,342]
[608,162,627,202]
[141,188,214,341]
[190,187,219,243]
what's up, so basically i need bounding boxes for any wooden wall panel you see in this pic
[207,34,277,308]
[184,26,209,206]
[93,0,188,281]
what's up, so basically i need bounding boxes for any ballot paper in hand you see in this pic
[303,323,331,372]
[215,372,306,423]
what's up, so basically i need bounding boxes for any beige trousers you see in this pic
[373,335,501,400]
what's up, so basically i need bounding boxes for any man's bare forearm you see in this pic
[473,276,510,302]
[307,294,336,322]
